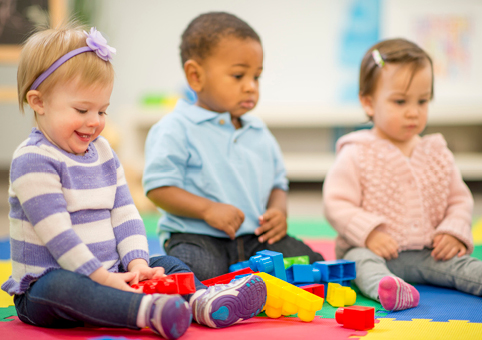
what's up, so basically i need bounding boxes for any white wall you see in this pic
[95,0,354,117]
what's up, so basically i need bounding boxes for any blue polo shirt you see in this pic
[143,99,288,238]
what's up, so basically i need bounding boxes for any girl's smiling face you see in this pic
[32,77,113,155]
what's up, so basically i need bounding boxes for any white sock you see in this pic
[189,289,206,307]
[136,295,152,328]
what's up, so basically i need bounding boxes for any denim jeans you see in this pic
[14,255,206,329]
[344,247,482,301]
[166,233,325,281]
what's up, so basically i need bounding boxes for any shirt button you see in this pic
[219,119,225,125]
[234,139,237,143]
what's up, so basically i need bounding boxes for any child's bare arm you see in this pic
[147,186,244,239]
[256,188,288,244]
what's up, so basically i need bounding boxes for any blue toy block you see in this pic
[286,264,321,284]
[229,260,250,272]
[312,260,356,282]
[249,250,287,281]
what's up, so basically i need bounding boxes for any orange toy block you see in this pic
[257,272,324,322]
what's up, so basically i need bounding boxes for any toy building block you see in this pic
[201,267,255,286]
[257,272,324,322]
[298,283,324,298]
[335,306,375,330]
[312,259,356,282]
[286,264,321,284]
[132,272,196,295]
[229,260,250,272]
[326,282,356,307]
[283,255,310,269]
[249,250,287,281]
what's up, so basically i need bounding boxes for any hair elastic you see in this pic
[30,27,116,91]
[372,49,385,67]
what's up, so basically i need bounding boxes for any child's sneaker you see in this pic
[191,274,267,328]
[145,293,192,339]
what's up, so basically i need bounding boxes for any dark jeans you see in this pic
[14,255,205,329]
[166,233,325,281]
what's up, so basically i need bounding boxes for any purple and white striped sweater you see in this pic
[2,128,149,295]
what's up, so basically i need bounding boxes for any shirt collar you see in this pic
[176,99,263,129]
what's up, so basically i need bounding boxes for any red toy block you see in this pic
[132,272,196,295]
[335,306,375,330]
[299,283,324,298]
[201,268,255,286]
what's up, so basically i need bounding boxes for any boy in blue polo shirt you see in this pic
[143,12,324,281]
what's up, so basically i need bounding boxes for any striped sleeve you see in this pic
[111,151,149,269]
[10,147,102,275]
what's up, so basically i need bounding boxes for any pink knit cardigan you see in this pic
[323,130,474,258]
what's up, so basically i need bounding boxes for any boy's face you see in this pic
[196,37,263,118]
[34,76,112,155]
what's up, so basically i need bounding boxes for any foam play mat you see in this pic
[0,214,481,339]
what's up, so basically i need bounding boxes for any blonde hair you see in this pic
[17,21,115,113]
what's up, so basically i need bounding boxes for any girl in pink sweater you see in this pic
[323,38,482,311]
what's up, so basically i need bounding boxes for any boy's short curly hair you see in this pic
[180,12,261,66]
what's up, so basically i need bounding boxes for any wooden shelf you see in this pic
[131,103,482,129]
[120,104,482,183]
[283,152,482,181]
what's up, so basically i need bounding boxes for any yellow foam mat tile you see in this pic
[355,318,482,340]
[473,219,482,244]
[0,261,13,307]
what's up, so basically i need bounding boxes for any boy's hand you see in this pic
[128,261,166,285]
[255,208,287,245]
[203,202,244,239]
[431,233,467,261]
[365,228,399,260]
[90,268,139,293]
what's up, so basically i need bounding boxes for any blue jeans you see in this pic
[344,247,482,300]
[14,256,206,329]
[166,233,325,281]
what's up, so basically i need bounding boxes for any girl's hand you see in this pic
[365,228,399,260]
[128,259,166,285]
[255,208,287,244]
[90,268,138,293]
[431,234,467,261]
[203,202,245,239]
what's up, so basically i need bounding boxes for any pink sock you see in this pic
[378,276,420,311]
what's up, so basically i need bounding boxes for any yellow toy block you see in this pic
[326,282,356,307]
[257,272,324,322]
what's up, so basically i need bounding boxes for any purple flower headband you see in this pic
[30,27,116,91]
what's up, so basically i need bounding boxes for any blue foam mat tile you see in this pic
[147,237,165,256]
[383,285,482,322]
[0,239,10,260]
